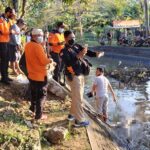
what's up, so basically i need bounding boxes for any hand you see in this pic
[49,58,54,63]
[96,51,104,58]
[113,96,117,102]
[11,30,20,35]
[81,47,87,56]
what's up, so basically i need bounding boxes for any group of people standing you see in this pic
[0,7,25,85]
[0,6,116,127]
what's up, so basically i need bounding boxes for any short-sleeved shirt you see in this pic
[94,75,110,97]
[10,24,21,45]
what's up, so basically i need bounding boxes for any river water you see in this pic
[84,56,150,149]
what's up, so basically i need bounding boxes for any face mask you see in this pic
[68,38,75,46]
[58,28,64,33]
[37,36,43,43]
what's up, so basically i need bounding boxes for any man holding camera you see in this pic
[60,30,104,127]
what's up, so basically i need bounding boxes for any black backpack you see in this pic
[19,52,28,77]
[81,58,92,76]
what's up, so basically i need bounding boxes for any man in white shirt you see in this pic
[92,67,116,122]
[9,18,25,75]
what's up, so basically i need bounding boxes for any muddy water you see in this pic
[84,56,150,147]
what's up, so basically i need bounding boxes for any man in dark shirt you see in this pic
[60,30,104,127]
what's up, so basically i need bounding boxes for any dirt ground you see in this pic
[0,79,91,150]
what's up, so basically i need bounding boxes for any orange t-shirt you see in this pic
[48,32,64,53]
[0,16,11,42]
[25,41,50,81]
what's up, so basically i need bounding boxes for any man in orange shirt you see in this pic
[25,28,53,120]
[0,7,15,85]
[48,22,65,83]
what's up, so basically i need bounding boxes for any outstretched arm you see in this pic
[86,50,104,58]
[108,82,117,102]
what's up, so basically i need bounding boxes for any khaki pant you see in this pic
[95,95,108,116]
[67,75,85,122]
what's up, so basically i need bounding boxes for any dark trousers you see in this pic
[29,78,48,119]
[0,43,9,81]
[50,52,61,82]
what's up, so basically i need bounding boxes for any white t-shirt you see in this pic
[94,75,110,97]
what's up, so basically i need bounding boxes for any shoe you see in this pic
[67,114,75,121]
[0,80,10,85]
[74,120,89,127]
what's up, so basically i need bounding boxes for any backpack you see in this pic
[19,52,28,77]
[80,58,92,76]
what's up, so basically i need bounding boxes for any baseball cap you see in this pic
[56,22,66,28]
[31,29,43,35]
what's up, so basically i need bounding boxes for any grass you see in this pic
[0,80,91,150]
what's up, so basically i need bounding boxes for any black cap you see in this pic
[5,7,13,13]
[56,21,66,28]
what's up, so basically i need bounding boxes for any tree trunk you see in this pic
[144,0,149,37]
[78,16,83,37]
[20,0,27,18]
[12,0,18,12]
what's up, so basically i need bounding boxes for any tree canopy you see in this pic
[0,0,147,35]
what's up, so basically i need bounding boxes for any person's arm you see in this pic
[108,82,117,102]
[0,18,4,35]
[10,25,18,45]
[36,44,52,65]
[92,84,97,93]
[86,50,104,58]
[60,49,75,75]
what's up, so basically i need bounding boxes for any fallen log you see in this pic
[11,75,71,100]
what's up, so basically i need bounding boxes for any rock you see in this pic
[24,120,33,128]
[47,79,71,99]
[44,126,69,144]
[130,122,150,150]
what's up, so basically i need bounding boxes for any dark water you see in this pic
[84,56,150,144]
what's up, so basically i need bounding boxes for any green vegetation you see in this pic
[0,0,147,38]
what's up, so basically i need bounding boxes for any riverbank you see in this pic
[0,78,91,150]
[90,46,150,67]
[85,54,150,150]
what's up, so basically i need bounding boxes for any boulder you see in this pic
[44,126,69,144]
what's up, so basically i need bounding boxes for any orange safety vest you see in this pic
[0,15,11,43]
[48,31,64,54]
[25,41,50,81]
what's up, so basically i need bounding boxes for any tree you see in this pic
[144,0,149,37]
